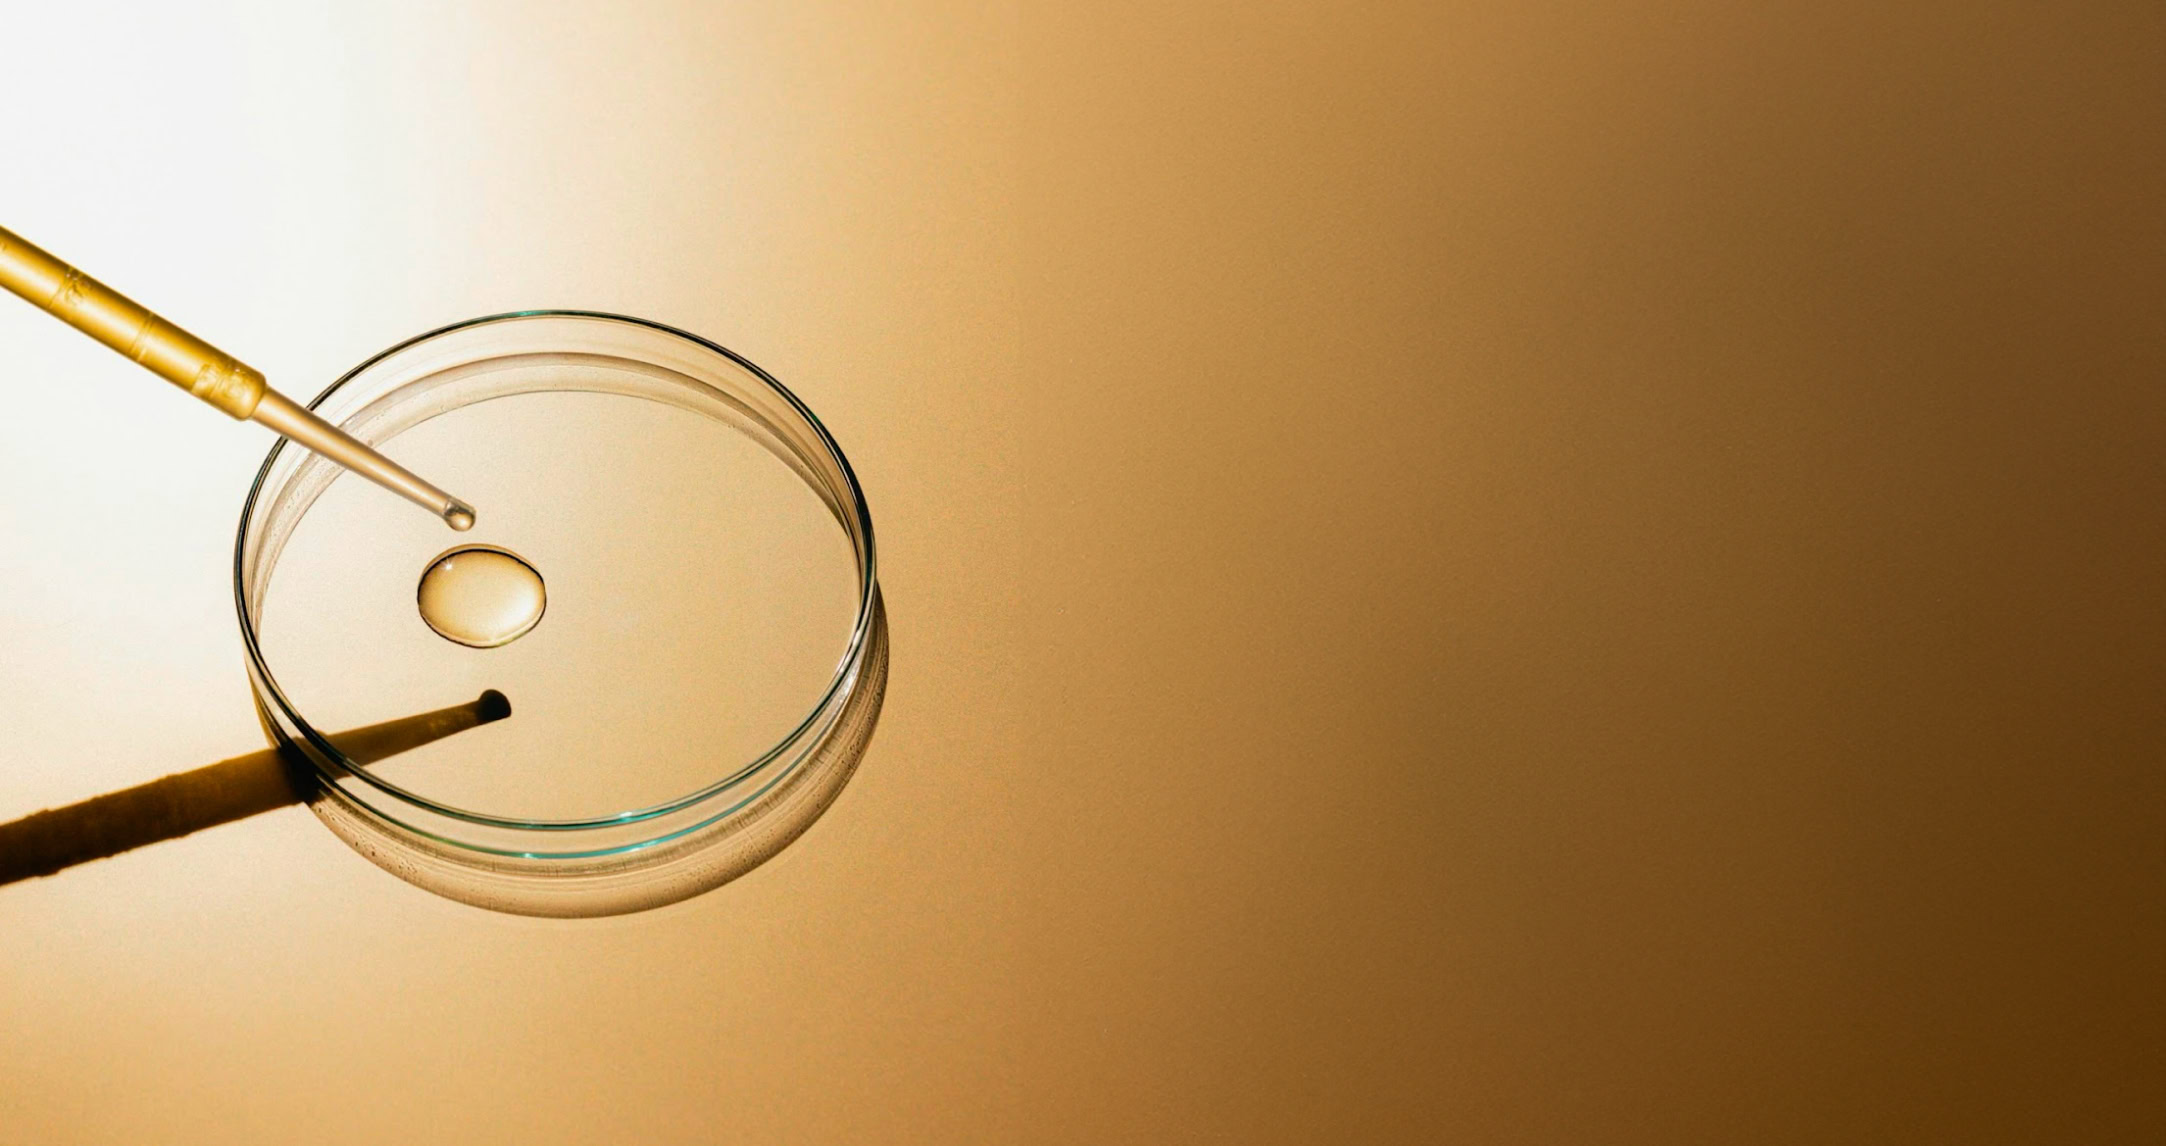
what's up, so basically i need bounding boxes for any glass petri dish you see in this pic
[235,312,883,917]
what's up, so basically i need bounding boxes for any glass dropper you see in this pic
[0,224,475,531]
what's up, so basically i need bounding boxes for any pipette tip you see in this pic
[444,501,477,532]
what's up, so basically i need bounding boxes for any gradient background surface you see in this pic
[0,2,2160,1141]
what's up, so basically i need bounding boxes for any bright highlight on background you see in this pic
[1,1,2157,1143]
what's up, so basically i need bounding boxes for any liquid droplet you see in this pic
[417,546,546,648]
[444,502,476,531]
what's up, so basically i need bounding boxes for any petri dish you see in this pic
[235,312,883,917]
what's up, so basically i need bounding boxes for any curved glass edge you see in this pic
[306,596,889,917]
[235,312,879,841]
[243,351,865,830]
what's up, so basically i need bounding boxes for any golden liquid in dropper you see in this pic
[417,546,546,648]
[0,226,476,529]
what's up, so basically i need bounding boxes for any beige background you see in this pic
[1,1,2160,1141]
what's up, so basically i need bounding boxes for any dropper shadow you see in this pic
[0,691,511,887]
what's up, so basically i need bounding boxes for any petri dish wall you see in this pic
[236,312,883,917]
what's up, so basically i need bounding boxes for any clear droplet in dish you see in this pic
[417,545,546,648]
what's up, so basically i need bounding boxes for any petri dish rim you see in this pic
[233,310,879,840]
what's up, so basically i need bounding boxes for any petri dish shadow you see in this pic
[4,588,888,902]
[1,614,889,900]
[0,691,511,887]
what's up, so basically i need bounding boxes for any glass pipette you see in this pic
[0,224,475,530]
